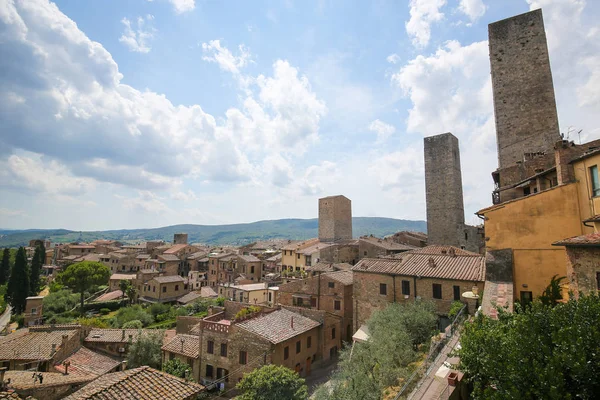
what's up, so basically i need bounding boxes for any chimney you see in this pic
[428,258,436,268]
[51,344,57,355]
[122,329,125,340]
[61,334,69,347]
[291,316,294,329]
[449,248,456,257]
[121,361,127,371]
[63,361,70,375]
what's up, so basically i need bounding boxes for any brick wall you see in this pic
[489,9,560,169]
[564,246,600,298]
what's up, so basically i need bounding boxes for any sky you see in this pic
[0,0,599,231]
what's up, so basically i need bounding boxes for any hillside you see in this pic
[0,217,426,247]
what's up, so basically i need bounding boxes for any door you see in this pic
[306,357,311,376]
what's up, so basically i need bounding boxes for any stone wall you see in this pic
[563,246,600,298]
[424,133,465,248]
[318,196,352,242]
[489,9,560,169]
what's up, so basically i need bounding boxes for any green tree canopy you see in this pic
[0,248,10,285]
[30,245,44,296]
[163,358,192,380]
[127,329,164,369]
[459,294,600,400]
[119,279,131,303]
[237,364,308,400]
[57,261,110,313]
[6,247,30,314]
[113,305,153,328]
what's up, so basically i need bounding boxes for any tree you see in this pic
[57,261,110,314]
[113,305,153,328]
[126,285,137,305]
[163,358,191,379]
[122,319,143,329]
[127,330,164,369]
[119,279,131,304]
[237,365,308,400]
[539,275,566,307]
[459,294,600,399]
[0,248,10,285]
[6,247,30,314]
[29,245,43,296]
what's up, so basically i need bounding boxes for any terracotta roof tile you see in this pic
[0,329,78,361]
[352,245,485,282]
[161,334,200,358]
[152,275,185,283]
[237,309,321,344]
[63,366,204,400]
[163,244,188,254]
[54,347,121,377]
[323,270,353,286]
[359,236,416,251]
[553,232,600,247]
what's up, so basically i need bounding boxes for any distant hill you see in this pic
[0,217,426,248]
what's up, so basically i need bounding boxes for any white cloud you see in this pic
[117,191,170,213]
[405,0,447,47]
[169,0,195,14]
[386,53,401,64]
[296,161,339,196]
[0,1,326,200]
[458,0,486,21]
[202,40,253,75]
[171,190,198,202]
[262,154,294,187]
[119,15,155,53]
[368,119,396,143]
[0,208,28,218]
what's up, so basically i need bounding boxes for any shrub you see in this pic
[78,317,109,328]
[112,305,153,328]
[163,358,192,379]
[448,301,465,320]
[82,301,122,312]
[43,289,79,318]
[149,303,171,318]
[122,320,143,329]
[99,308,111,315]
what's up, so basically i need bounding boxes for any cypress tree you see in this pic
[0,248,9,285]
[30,245,43,295]
[7,247,30,314]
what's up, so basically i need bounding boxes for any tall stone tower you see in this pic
[173,233,188,245]
[318,195,352,242]
[424,133,465,247]
[489,9,561,169]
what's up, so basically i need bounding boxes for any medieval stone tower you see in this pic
[489,9,561,169]
[318,195,352,242]
[173,233,188,245]
[424,133,465,248]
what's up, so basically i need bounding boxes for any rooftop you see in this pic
[0,329,78,361]
[161,334,200,358]
[94,290,124,302]
[177,291,202,304]
[5,371,94,390]
[54,347,121,377]
[109,273,136,281]
[152,275,185,284]
[238,254,261,262]
[158,254,180,262]
[84,329,167,344]
[352,245,485,282]
[281,238,319,251]
[163,244,188,254]
[219,282,268,291]
[553,232,600,247]
[306,262,353,273]
[359,236,416,251]
[323,270,353,286]
[63,366,204,400]
[237,308,321,344]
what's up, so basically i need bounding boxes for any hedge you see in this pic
[83,301,122,312]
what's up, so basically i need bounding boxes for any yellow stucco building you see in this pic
[478,144,600,303]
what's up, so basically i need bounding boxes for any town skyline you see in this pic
[1,0,599,232]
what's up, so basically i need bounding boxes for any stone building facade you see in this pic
[489,9,561,170]
[318,195,352,242]
[553,234,600,299]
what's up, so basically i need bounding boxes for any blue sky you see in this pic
[0,0,599,230]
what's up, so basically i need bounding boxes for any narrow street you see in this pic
[306,359,339,395]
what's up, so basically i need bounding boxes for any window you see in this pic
[175,285,179,291]
[591,165,600,197]
[433,284,442,299]
[297,253,301,259]
[284,346,289,360]
[221,343,228,357]
[310,297,317,307]
[152,286,156,292]
[31,307,37,314]
[524,186,531,196]
[597,272,600,290]
[207,340,214,354]
[294,297,304,307]
[334,300,341,310]
[520,291,533,306]
[379,283,387,295]
[239,351,247,364]
[453,285,461,301]
[401,280,410,296]
[307,336,312,349]
[328,282,334,288]
[332,327,336,339]
[206,364,214,378]
[364,251,367,256]
[296,340,301,354]
[250,266,254,274]
[162,286,166,293]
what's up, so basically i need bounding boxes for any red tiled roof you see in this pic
[352,245,485,282]
[153,275,185,283]
[54,347,121,377]
[94,290,124,302]
[0,329,78,361]
[237,309,321,344]
[158,254,181,262]
[359,236,416,251]
[63,366,204,400]
[163,244,188,254]
[161,334,200,358]
[553,232,600,247]
[323,270,353,286]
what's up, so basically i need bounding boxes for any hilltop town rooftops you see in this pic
[0,329,78,361]
[297,242,334,255]
[63,366,205,400]
[177,291,202,304]
[68,245,96,249]
[237,308,321,344]
[553,232,600,247]
[158,254,180,262]
[54,347,121,377]
[161,334,200,358]
[281,238,320,251]
[94,290,123,302]
[323,270,353,286]
[152,275,185,283]
[266,253,282,262]
[306,262,352,273]
[163,244,188,254]
[359,236,416,251]
[136,254,151,259]
[238,254,261,262]
[5,371,95,391]
[109,273,136,280]
[352,245,485,282]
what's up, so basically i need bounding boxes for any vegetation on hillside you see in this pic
[313,301,437,400]
[0,217,427,247]
[57,261,111,313]
[237,364,308,400]
[459,294,600,400]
